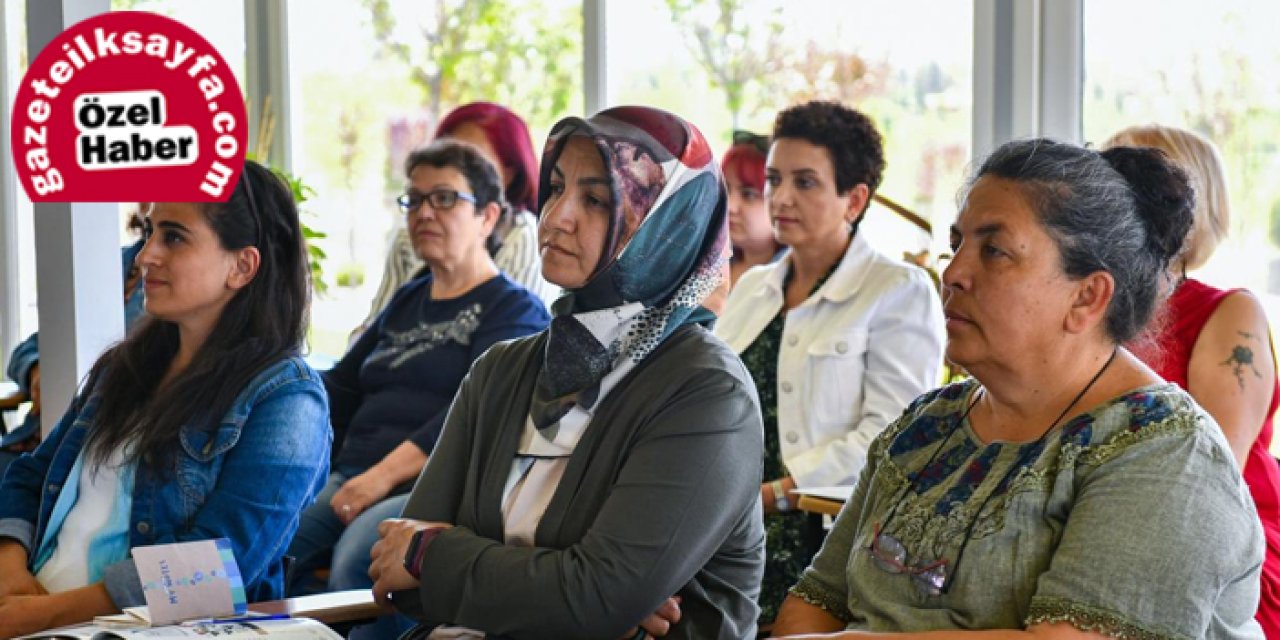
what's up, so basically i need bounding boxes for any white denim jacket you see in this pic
[715,232,945,488]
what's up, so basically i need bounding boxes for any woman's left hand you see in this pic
[761,477,797,516]
[0,583,117,639]
[0,594,57,639]
[369,518,452,605]
[330,470,395,525]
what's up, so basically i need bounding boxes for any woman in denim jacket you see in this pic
[0,161,331,638]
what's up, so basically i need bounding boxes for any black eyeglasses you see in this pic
[397,189,476,213]
[732,130,770,155]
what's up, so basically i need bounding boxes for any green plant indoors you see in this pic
[259,160,328,296]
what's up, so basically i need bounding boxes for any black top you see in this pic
[326,273,550,472]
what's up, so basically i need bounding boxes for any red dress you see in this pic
[1136,278,1280,636]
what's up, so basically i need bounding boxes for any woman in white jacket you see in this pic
[715,101,945,624]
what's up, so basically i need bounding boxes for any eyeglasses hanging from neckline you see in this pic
[865,392,977,597]
[868,348,1117,596]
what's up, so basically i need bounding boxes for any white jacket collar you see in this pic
[757,231,877,304]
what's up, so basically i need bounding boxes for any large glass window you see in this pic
[5,1,35,341]
[1084,0,1280,447]
[1085,1,1280,301]
[607,0,973,262]
[111,0,246,87]
[287,0,582,359]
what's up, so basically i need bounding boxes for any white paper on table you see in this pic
[792,485,855,502]
[108,618,342,639]
[18,618,342,640]
[91,607,150,629]
[14,622,103,639]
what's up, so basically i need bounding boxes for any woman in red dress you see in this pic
[1106,124,1280,636]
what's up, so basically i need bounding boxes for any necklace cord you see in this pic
[875,346,1121,594]
[944,346,1120,591]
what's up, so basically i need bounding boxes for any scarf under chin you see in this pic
[529,275,722,434]
[530,303,639,433]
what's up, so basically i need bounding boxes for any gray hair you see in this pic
[969,138,1194,343]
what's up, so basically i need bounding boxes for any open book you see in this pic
[16,617,342,640]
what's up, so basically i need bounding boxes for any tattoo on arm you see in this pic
[1222,331,1264,391]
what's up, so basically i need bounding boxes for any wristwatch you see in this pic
[771,479,791,512]
[402,526,445,579]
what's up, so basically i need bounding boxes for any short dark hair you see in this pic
[972,138,1195,344]
[772,100,886,199]
[404,139,510,254]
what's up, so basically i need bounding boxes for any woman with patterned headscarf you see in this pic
[368,106,766,639]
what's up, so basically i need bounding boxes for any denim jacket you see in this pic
[0,355,331,606]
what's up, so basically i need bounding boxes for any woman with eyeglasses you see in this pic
[366,106,765,639]
[771,139,1265,639]
[357,102,558,343]
[725,130,783,287]
[0,162,332,638]
[715,101,945,625]
[285,141,550,607]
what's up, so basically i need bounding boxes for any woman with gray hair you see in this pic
[771,138,1265,639]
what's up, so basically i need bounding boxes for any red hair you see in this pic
[721,143,766,192]
[436,102,539,214]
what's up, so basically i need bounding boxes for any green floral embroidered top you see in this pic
[739,312,819,623]
[739,265,838,623]
[792,378,1265,639]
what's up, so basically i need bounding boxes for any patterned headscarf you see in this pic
[530,106,729,432]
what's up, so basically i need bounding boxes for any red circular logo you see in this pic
[11,11,247,202]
